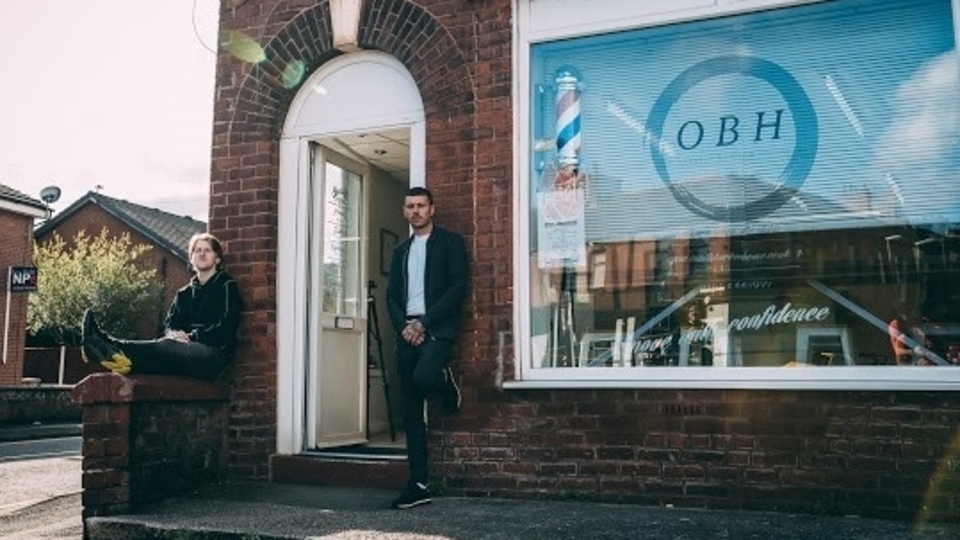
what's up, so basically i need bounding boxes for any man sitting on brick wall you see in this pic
[80,233,243,381]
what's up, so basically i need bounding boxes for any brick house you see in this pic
[27,191,206,383]
[0,184,48,385]
[139,0,960,521]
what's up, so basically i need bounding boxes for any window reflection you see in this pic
[533,226,960,368]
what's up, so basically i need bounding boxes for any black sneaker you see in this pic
[81,334,109,363]
[440,366,461,414]
[82,332,125,365]
[390,482,431,509]
[81,310,120,364]
[83,309,105,341]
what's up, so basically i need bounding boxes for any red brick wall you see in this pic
[212,0,960,521]
[0,385,80,422]
[436,388,960,520]
[71,374,228,517]
[0,211,35,384]
[214,0,511,481]
[35,204,194,338]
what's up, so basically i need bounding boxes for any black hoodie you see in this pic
[164,270,243,356]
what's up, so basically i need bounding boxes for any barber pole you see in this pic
[555,70,581,168]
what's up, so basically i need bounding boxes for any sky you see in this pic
[0,0,220,221]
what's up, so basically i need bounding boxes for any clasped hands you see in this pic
[165,330,191,343]
[402,320,426,346]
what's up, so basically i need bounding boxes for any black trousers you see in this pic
[396,336,451,484]
[113,337,228,381]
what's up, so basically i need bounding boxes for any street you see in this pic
[0,436,80,463]
[0,451,82,539]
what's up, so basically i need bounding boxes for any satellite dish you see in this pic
[40,186,61,205]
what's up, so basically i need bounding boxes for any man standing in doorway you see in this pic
[386,186,468,509]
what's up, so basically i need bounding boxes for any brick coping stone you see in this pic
[71,373,227,404]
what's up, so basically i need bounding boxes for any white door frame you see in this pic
[276,51,425,455]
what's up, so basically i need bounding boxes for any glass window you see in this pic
[524,0,960,383]
[321,161,363,317]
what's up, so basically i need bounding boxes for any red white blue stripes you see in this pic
[555,70,581,168]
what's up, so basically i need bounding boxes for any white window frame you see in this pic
[510,0,960,390]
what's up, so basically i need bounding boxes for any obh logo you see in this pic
[645,55,818,222]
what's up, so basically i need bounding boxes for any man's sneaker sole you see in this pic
[392,497,432,509]
[390,482,432,509]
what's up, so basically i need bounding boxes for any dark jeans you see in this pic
[397,336,452,484]
[113,337,228,381]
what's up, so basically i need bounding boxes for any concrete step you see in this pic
[271,452,408,491]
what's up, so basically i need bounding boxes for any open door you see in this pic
[309,143,368,448]
[275,52,424,456]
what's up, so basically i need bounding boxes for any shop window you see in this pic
[520,0,960,387]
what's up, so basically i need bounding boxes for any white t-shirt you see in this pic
[405,234,429,316]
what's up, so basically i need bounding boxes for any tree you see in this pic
[28,229,165,345]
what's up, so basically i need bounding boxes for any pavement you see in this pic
[0,455,82,539]
[85,481,960,540]
[0,423,83,539]
[5,424,960,540]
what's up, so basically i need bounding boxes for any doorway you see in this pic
[276,52,425,458]
[305,137,409,452]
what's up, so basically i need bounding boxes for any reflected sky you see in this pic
[530,0,959,238]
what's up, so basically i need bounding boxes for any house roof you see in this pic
[0,182,48,217]
[34,191,207,262]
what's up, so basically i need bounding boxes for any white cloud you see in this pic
[875,50,959,168]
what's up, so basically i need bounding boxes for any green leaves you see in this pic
[28,229,165,345]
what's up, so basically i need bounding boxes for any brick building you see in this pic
[205,0,960,520]
[0,184,48,385]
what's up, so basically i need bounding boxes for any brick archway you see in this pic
[221,0,474,145]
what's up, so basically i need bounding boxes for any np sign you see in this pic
[8,266,38,293]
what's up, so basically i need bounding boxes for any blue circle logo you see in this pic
[646,55,818,222]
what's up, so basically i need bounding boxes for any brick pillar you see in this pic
[71,372,228,518]
[71,373,134,517]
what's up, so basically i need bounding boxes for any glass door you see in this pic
[310,142,368,448]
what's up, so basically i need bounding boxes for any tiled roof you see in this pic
[34,191,207,262]
[0,182,47,211]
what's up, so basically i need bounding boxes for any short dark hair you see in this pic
[407,186,433,205]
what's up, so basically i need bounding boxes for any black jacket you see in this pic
[386,225,468,341]
[165,270,243,356]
